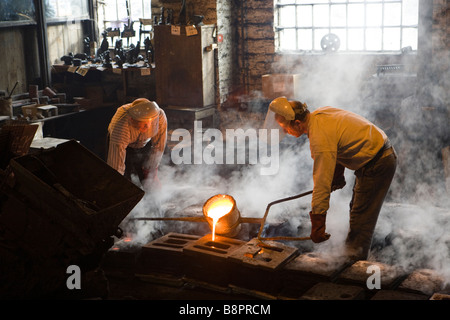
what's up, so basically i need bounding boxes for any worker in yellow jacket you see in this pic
[266,97,397,261]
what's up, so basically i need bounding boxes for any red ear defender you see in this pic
[288,101,309,121]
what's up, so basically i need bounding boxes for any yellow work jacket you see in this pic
[308,106,387,215]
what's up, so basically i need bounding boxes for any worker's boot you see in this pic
[344,231,371,262]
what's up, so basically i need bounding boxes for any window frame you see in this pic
[97,0,153,47]
[274,0,419,54]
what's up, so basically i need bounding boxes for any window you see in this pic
[275,0,419,53]
[46,0,90,21]
[0,0,89,27]
[97,0,152,47]
[0,0,36,25]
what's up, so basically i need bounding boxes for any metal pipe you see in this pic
[129,216,263,224]
[257,190,313,242]
[129,216,206,223]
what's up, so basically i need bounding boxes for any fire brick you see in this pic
[300,282,365,300]
[430,293,450,300]
[370,289,428,300]
[336,260,405,291]
[182,234,246,289]
[279,252,350,299]
[227,238,298,297]
[136,233,201,277]
[228,238,298,270]
[398,269,450,297]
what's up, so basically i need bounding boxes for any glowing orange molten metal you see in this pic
[206,197,234,241]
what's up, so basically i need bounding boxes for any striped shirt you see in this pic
[107,103,167,175]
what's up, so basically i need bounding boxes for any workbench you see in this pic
[51,62,155,105]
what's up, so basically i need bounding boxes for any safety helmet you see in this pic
[128,98,160,121]
[127,98,160,137]
[262,96,308,144]
[269,96,295,120]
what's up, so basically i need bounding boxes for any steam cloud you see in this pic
[119,34,449,287]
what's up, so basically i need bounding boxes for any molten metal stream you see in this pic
[206,198,234,241]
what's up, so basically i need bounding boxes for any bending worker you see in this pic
[107,98,167,190]
[266,97,397,261]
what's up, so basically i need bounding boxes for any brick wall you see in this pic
[216,0,234,104]
[431,0,450,109]
[416,0,449,109]
[234,0,275,94]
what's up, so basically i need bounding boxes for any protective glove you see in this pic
[331,176,346,192]
[309,212,331,243]
[331,164,346,192]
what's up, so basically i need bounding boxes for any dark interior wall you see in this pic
[0,21,86,93]
[0,28,31,95]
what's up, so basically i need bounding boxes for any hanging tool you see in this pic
[179,0,187,25]
[7,81,19,98]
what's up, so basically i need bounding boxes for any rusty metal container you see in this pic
[8,140,145,254]
[202,194,241,238]
[154,24,216,108]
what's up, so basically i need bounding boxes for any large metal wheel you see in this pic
[321,33,340,52]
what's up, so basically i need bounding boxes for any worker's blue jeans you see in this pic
[345,146,397,260]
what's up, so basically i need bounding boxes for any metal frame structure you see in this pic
[274,0,419,52]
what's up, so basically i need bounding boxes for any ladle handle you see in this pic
[130,216,206,222]
[257,190,313,242]
[239,217,263,224]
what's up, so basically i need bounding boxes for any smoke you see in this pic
[269,42,450,283]
[371,204,450,277]
[117,17,449,286]
[120,136,314,242]
[119,104,449,285]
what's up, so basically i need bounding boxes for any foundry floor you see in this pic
[99,236,450,301]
